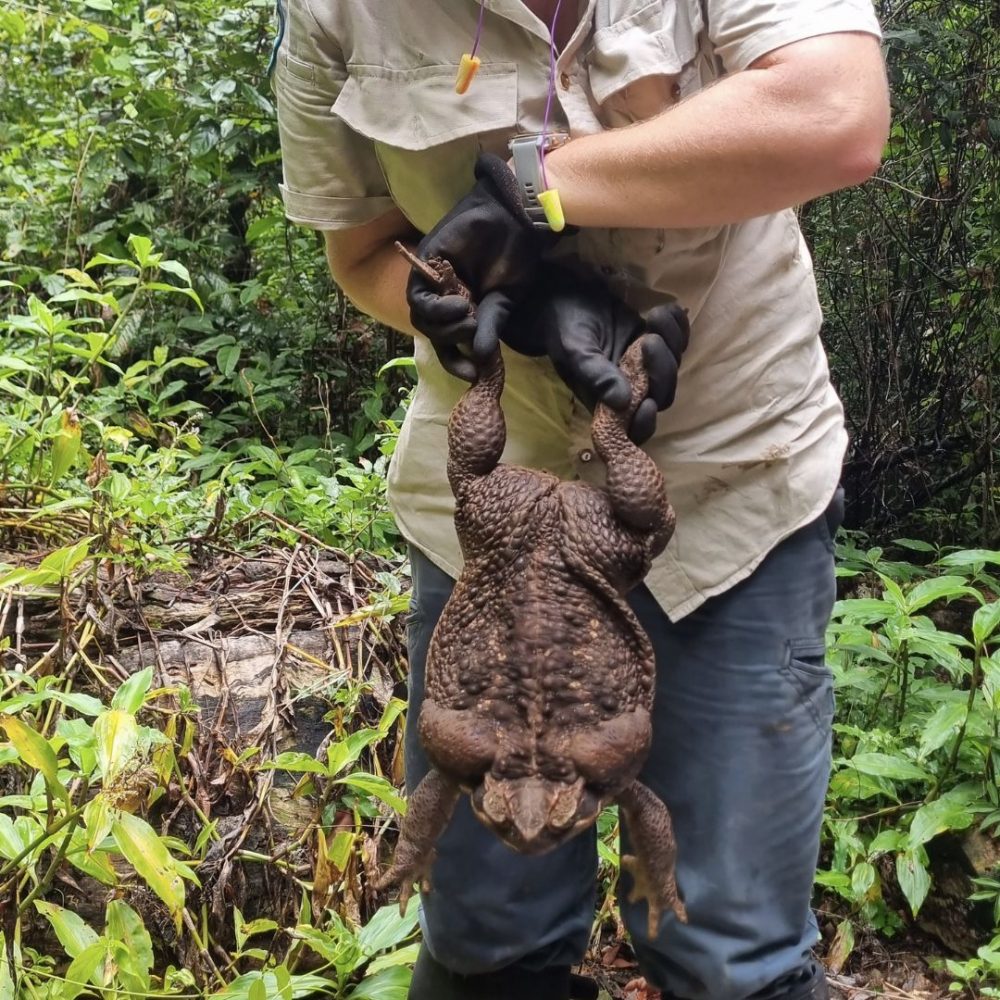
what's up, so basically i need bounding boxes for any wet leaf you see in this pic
[0,715,68,802]
[896,850,931,915]
[94,709,139,783]
[34,901,99,959]
[908,790,977,847]
[111,666,153,715]
[827,919,855,974]
[847,752,929,781]
[346,966,411,1000]
[111,811,188,930]
[62,939,108,1000]
[357,897,421,957]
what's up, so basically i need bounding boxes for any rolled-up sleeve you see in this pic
[706,0,882,73]
[273,0,395,230]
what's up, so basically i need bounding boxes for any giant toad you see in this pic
[379,258,685,937]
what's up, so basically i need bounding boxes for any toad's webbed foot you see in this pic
[376,769,460,914]
[618,780,687,937]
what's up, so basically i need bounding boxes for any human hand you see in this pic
[504,265,689,443]
[406,154,554,381]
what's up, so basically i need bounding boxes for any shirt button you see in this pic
[578,448,594,463]
[559,71,571,90]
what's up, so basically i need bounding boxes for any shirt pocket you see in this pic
[586,0,704,127]
[332,62,518,235]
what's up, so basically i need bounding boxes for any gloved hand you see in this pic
[407,154,555,381]
[504,265,689,444]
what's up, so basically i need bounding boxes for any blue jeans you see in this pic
[404,495,840,1000]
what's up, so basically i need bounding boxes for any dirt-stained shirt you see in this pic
[273,0,881,620]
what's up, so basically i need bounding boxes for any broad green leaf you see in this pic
[245,215,282,243]
[50,409,82,482]
[105,900,153,987]
[904,575,979,613]
[367,943,421,975]
[813,870,851,891]
[0,715,68,802]
[266,752,328,774]
[327,729,383,776]
[127,235,156,267]
[39,538,92,579]
[893,538,936,553]
[84,252,132,269]
[145,281,203,311]
[158,259,192,285]
[217,344,242,377]
[65,825,117,886]
[918,701,968,759]
[347,966,411,1000]
[831,598,895,622]
[879,573,906,609]
[214,971,337,999]
[984,656,1000,710]
[0,931,14,1000]
[973,601,1000,645]
[357,898,421,957]
[112,811,187,929]
[248,977,267,1000]
[112,666,153,714]
[0,355,39,373]
[94,710,139,783]
[937,549,1000,568]
[895,850,931,915]
[210,78,237,101]
[84,794,114,852]
[62,938,108,1000]
[846,752,929,781]
[0,815,25,861]
[867,828,906,855]
[908,791,976,847]
[34,901,100,959]
[827,768,897,802]
[337,773,406,813]
[826,919,855,975]
[851,861,877,901]
[274,964,293,1000]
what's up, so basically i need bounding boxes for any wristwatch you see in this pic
[508,131,570,230]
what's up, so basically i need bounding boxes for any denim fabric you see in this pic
[403,493,841,999]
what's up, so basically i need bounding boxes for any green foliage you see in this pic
[819,536,1000,970]
[804,0,999,540]
[0,240,404,572]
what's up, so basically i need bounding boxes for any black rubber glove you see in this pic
[407,154,554,381]
[504,265,689,444]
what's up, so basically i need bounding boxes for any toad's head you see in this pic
[470,772,602,854]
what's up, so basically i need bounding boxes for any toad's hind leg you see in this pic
[447,349,506,499]
[376,769,460,914]
[591,338,674,556]
[618,780,687,937]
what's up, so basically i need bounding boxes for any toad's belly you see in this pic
[426,543,653,725]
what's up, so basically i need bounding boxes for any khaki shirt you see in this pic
[274,0,881,619]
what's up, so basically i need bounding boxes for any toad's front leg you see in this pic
[376,768,461,913]
[617,780,687,938]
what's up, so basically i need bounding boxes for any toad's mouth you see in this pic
[469,773,602,854]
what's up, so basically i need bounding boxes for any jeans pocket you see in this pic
[781,637,835,735]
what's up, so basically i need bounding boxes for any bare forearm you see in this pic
[544,33,889,230]
[324,209,418,335]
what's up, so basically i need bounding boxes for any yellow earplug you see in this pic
[455,54,481,94]
[537,189,566,232]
